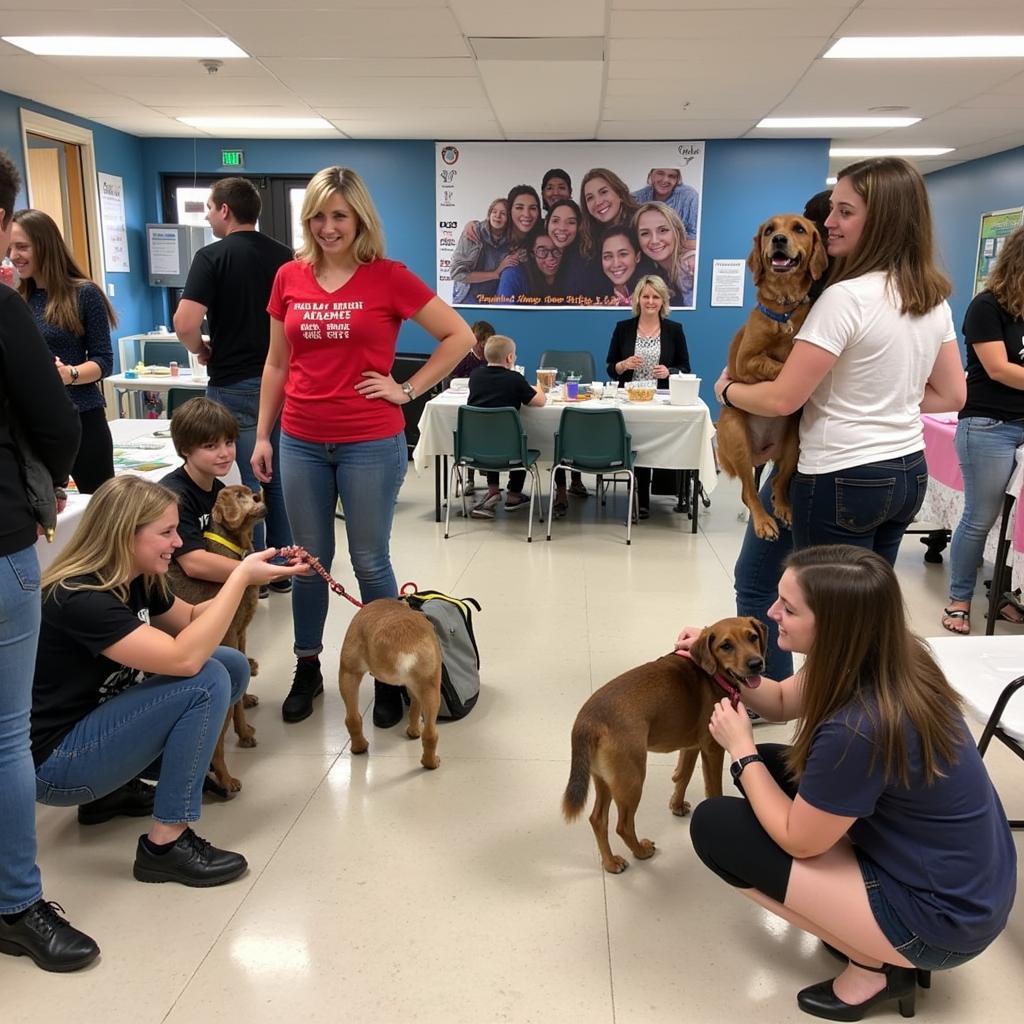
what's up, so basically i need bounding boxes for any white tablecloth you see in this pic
[35,419,241,572]
[412,390,718,491]
[104,370,208,418]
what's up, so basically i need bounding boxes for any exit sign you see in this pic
[221,149,245,168]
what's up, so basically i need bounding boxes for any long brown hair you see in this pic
[828,157,951,316]
[578,168,639,261]
[985,224,1024,319]
[783,545,965,787]
[13,209,117,333]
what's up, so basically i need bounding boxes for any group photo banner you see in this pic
[435,141,705,311]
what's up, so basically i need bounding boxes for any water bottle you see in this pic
[0,255,18,289]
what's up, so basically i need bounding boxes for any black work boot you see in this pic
[282,657,323,723]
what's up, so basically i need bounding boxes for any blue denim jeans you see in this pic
[733,470,794,681]
[206,377,292,553]
[279,430,407,656]
[949,417,1024,602]
[0,546,43,913]
[857,853,987,971]
[35,647,248,824]
[791,452,928,566]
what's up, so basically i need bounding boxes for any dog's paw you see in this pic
[772,500,793,527]
[228,776,242,793]
[604,856,629,874]
[753,516,780,541]
[247,658,259,677]
[350,736,369,755]
[670,799,692,817]
[242,693,259,709]
[237,732,257,749]
[421,754,440,770]
[635,839,657,860]
[406,724,422,740]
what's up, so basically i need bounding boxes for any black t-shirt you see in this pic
[467,365,537,410]
[32,575,175,765]
[161,466,223,558]
[960,290,1024,422]
[180,230,293,387]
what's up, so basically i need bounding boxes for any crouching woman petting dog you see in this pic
[31,475,305,887]
[679,545,1016,1022]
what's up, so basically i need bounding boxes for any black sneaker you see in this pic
[282,658,323,722]
[372,679,405,728]
[258,585,270,600]
[0,900,99,972]
[269,578,292,594]
[133,828,247,887]
[77,778,155,825]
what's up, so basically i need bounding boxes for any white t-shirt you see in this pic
[795,271,957,474]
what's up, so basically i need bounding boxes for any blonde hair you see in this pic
[630,274,671,318]
[296,166,385,268]
[42,476,178,603]
[484,334,515,364]
[986,225,1024,319]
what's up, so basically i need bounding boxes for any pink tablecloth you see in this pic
[922,414,962,490]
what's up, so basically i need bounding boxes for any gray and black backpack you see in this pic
[402,590,481,719]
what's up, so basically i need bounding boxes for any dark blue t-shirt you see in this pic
[799,695,1016,951]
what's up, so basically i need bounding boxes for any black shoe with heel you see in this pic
[821,941,931,989]
[797,959,917,1021]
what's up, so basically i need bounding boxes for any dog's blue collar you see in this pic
[756,302,800,324]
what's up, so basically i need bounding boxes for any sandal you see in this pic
[941,606,970,635]
[998,599,1024,624]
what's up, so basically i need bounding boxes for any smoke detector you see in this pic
[201,59,223,75]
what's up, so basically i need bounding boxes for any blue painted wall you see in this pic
[139,136,829,402]
[925,144,1024,332]
[0,88,154,342]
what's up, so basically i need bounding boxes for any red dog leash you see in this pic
[670,650,744,710]
[278,546,417,611]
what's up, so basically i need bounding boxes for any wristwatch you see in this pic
[69,365,80,384]
[401,381,416,402]
[729,753,764,782]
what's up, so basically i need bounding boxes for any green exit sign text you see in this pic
[221,149,245,168]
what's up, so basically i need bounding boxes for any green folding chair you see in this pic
[538,349,597,383]
[547,407,637,545]
[445,405,544,542]
[165,388,196,417]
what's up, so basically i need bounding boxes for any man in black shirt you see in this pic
[173,178,292,570]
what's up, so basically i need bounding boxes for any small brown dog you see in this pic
[563,616,767,873]
[716,214,828,540]
[338,598,443,769]
[167,484,265,794]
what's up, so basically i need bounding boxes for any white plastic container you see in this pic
[669,374,701,406]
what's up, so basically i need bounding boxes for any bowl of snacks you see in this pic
[625,380,656,402]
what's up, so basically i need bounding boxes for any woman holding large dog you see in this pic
[32,476,304,891]
[252,166,474,728]
[715,157,966,562]
[681,545,1016,1022]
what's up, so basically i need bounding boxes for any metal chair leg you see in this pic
[626,470,635,545]
[546,463,557,540]
[444,461,462,539]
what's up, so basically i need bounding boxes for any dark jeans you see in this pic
[790,452,928,566]
[486,470,526,492]
[72,406,114,494]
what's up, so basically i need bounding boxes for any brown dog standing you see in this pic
[563,616,767,873]
[167,484,264,794]
[716,214,828,539]
[338,599,443,770]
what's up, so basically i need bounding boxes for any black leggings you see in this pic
[71,407,115,494]
[689,743,797,904]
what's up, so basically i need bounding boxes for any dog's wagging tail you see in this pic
[562,722,602,820]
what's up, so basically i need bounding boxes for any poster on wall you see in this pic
[435,141,704,310]
[97,172,130,273]
[974,207,1023,295]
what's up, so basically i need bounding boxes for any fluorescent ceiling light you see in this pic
[825,36,1024,59]
[178,116,335,132]
[830,146,953,157]
[2,36,248,58]
[826,177,838,185]
[758,116,920,129]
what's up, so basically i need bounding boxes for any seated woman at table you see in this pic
[31,475,304,888]
[10,209,116,494]
[944,225,1024,634]
[606,275,690,518]
[680,545,1016,1021]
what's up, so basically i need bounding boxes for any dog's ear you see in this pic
[747,225,767,287]
[215,488,246,531]
[808,228,828,282]
[689,629,718,676]
[749,617,768,654]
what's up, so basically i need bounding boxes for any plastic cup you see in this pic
[566,378,579,400]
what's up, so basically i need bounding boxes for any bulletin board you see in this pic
[974,207,1024,295]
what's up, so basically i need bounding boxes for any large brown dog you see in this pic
[563,616,767,873]
[167,484,265,795]
[716,214,828,540]
[338,598,443,770]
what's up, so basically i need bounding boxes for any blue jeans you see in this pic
[206,377,292,553]
[35,647,248,824]
[791,452,928,566]
[280,430,407,656]
[733,470,794,681]
[857,853,987,971]
[0,547,43,914]
[949,417,1024,602]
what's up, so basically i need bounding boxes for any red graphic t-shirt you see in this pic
[267,258,434,443]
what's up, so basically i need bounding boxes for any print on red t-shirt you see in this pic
[267,258,434,444]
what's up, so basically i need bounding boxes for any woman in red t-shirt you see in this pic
[253,166,474,728]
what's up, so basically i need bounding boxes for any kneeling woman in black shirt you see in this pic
[33,475,304,887]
